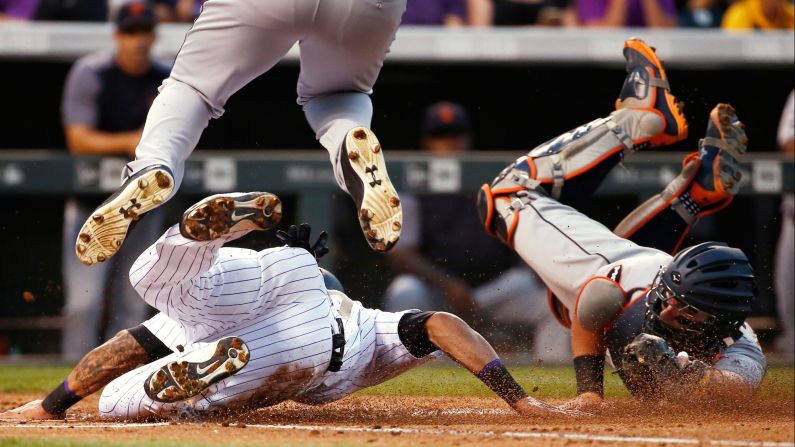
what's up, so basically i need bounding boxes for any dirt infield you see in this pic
[1,392,793,446]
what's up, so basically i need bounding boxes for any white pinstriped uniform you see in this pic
[99,225,434,419]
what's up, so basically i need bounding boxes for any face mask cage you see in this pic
[644,270,727,354]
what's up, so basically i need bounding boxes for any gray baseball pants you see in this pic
[127,0,406,192]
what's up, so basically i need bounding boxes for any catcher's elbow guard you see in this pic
[575,276,627,331]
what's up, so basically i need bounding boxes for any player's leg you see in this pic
[101,302,336,418]
[298,0,406,252]
[0,313,184,421]
[614,104,748,254]
[73,0,307,266]
[484,38,687,208]
[129,192,282,318]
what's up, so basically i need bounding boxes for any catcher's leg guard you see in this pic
[527,107,677,201]
[614,103,747,253]
[477,164,542,248]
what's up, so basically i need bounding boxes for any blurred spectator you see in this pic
[722,0,794,29]
[34,0,106,21]
[382,101,570,362]
[562,0,677,27]
[402,0,467,26]
[59,1,169,363]
[468,0,567,26]
[0,0,37,20]
[678,0,724,27]
[774,90,794,360]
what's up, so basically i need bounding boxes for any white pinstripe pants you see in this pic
[99,225,435,418]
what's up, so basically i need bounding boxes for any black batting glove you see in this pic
[276,223,330,259]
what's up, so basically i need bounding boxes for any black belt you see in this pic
[328,317,345,372]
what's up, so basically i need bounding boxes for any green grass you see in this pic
[0,366,72,393]
[1,363,792,400]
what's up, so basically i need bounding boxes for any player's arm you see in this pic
[61,57,140,157]
[0,326,171,421]
[677,326,767,401]
[401,312,579,417]
[563,318,609,411]
[65,125,142,157]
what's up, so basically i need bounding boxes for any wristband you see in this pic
[41,379,82,416]
[476,359,528,406]
[574,355,605,397]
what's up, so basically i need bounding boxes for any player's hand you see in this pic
[0,400,63,421]
[560,392,609,413]
[514,396,591,418]
[276,223,329,259]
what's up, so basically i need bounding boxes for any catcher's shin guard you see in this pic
[477,163,542,248]
[614,104,747,252]
[527,110,663,200]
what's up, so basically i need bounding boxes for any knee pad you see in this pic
[574,276,628,331]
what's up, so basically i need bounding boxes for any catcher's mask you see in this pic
[319,267,344,293]
[644,241,755,355]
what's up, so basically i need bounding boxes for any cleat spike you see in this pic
[389,196,400,207]
[138,179,149,189]
[353,129,367,140]
[96,254,106,263]
[372,144,381,153]
[79,233,91,243]
[348,149,359,160]
[92,215,104,223]
[393,221,401,231]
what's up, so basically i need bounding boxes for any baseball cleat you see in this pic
[686,103,747,212]
[340,127,402,252]
[616,38,688,147]
[179,192,282,241]
[75,165,174,266]
[145,337,250,403]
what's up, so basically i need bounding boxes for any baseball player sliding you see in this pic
[74,0,408,268]
[477,38,765,411]
[1,194,577,421]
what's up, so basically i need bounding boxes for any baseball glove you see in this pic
[621,333,711,393]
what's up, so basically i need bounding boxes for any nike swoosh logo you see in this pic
[196,361,221,375]
[231,211,255,222]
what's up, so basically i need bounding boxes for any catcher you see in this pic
[1,196,577,421]
[477,38,765,410]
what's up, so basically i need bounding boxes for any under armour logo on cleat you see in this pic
[365,165,382,187]
[119,199,142,218]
